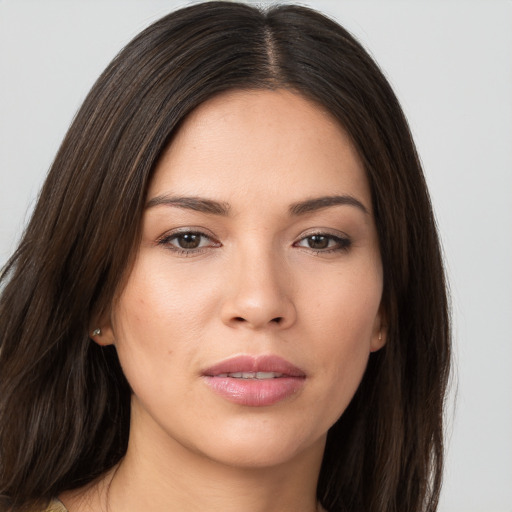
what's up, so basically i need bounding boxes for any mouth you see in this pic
[202,355,306,407]
[214,371,285,379]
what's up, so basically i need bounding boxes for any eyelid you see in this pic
[295,227,351,242]
[157,225,218,240]
[157,227,221,255]
[293,229,352,253]
[155,226,351,256]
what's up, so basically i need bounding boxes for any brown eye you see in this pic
[159,230,219,253]
[295,233,351,253]
[306,235,330,250]
[174,233,202,249]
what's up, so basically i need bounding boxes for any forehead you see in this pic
[149,89,371,210]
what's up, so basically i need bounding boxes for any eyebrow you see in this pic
[145,195,231,215]
[289,195,369,215]
[145,193,368,216]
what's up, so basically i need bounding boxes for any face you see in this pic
[100,89,385,470]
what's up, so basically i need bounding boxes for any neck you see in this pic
[109,407,324,512]
[61,402,327,512]
[110,436,323,512]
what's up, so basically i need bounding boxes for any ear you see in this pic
[89,317,116,346]
[370,306,387,353]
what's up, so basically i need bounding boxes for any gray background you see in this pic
[1,1,511,510]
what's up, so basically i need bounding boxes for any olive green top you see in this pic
[0,498,68,512]
[44,500,68,512]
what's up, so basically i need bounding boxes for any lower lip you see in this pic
[203,376,305,407]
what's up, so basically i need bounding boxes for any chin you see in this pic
[191,425,327,470]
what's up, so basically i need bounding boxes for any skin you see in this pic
[63,89,385,512]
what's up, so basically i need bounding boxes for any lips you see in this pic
[202,355,306,407]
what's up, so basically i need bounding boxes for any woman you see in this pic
[0,2,450,511]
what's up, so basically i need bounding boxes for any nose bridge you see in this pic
[221,237,295,330]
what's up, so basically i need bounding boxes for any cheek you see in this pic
[308,320,374,433]
[304,266,382,410]
[109,257,208,391]
[114,254,215,340]
[313,301,375,386]
[303,262,382,345]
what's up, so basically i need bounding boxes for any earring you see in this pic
[378,331,382,341]
[91,328,101,337]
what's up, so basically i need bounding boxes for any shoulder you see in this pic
[0,498,68,512]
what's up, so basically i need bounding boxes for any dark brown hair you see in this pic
[0,2,450,511]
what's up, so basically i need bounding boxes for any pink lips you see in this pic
[202,355,306,407]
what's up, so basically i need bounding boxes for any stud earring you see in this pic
[91,328,101,337]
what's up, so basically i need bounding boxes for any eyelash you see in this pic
[157,230,352,256]
[157,230,220,256]
[293,233,352,254]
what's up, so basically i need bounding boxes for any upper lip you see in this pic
[202,355,306,377]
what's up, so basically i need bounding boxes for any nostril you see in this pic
[232,316,283,324]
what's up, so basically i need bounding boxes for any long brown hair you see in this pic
[0,2,450,511]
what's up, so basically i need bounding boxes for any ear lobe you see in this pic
[370,327,386,352]
[89,323,115,346]
[370,306,387,352]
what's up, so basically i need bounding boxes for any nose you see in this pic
[220,248,297,330]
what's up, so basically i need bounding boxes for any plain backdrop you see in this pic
[1,1,511,511]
